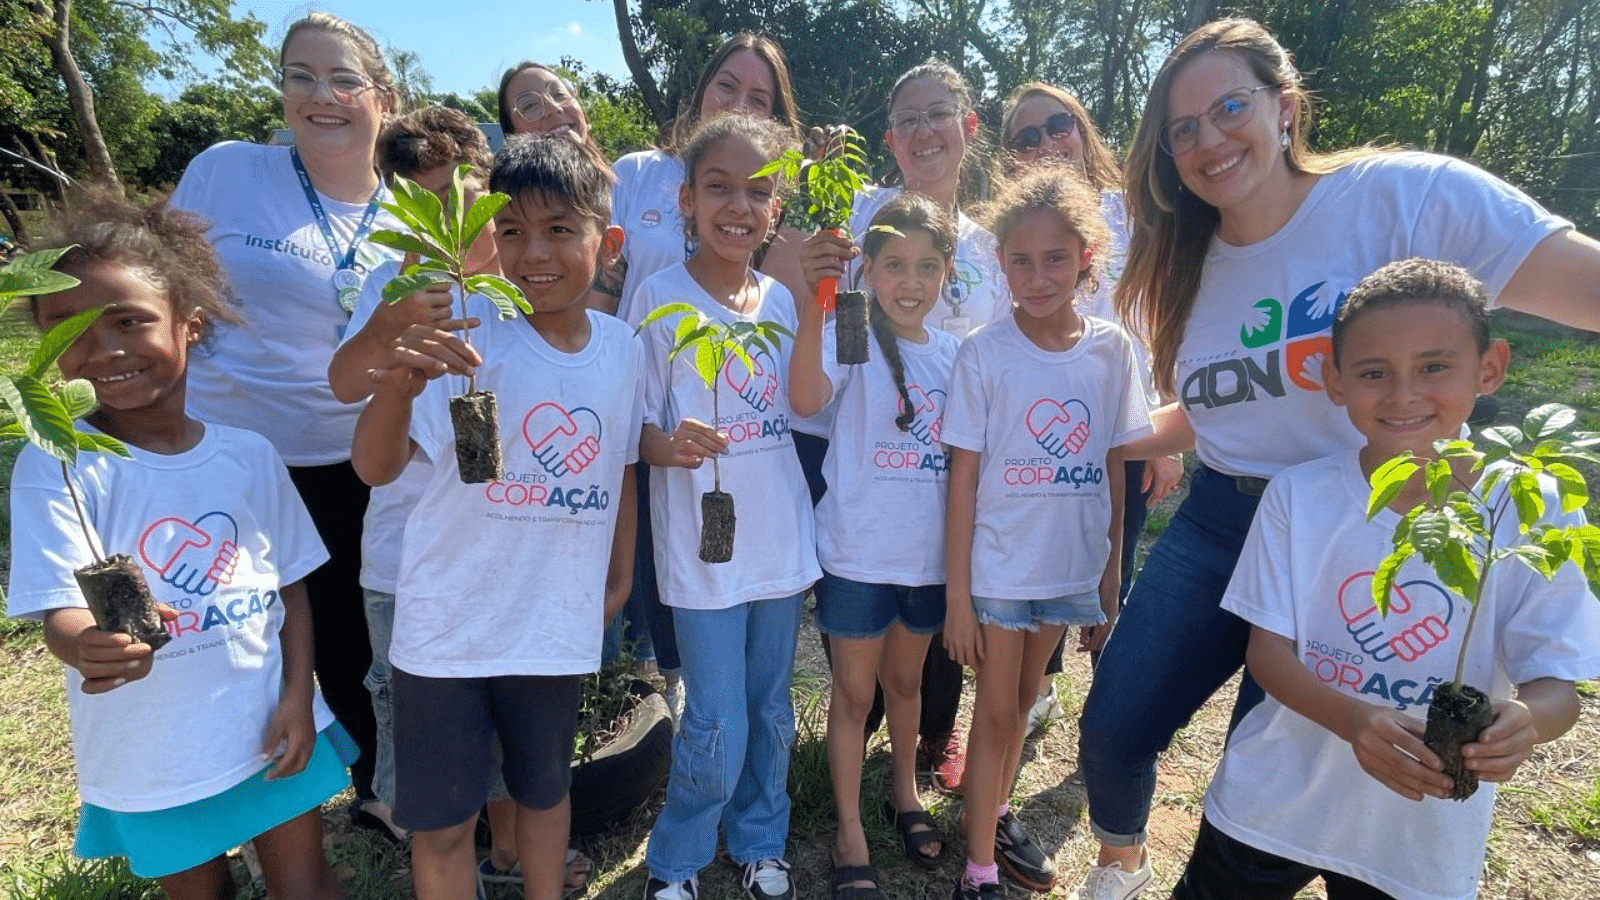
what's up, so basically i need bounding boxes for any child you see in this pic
[790,193,959,891]
[7,194,347,900]
[350,134,641,900]
[941,170,1150,898]
[635,113,819,900]
[1171,259,1600,900]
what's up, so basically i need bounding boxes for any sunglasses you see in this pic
[1007,112,1078,153]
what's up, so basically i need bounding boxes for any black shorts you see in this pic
[391,668,581,831]
[1172,816,1398,900]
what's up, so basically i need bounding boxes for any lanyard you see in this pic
[291,147,383,273]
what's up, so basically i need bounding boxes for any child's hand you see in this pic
[261,699,317,780]
[1077,621,1114,654]
[48,606,175,694]
[371,255,455,335]
[368,320,483,396]
[1347,705,1452,801]
[1462,699,1538,783]
[1145,454,1185,505]
[799,230,857,297]
[942,599,983,666]
[665,418,728,469]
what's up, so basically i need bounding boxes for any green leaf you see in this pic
[386,175,449,247]
[460,191,510,252]
[76,430,132,458]
[638,302,700,332]
[1480,425,1525,449]
[1424,458,1452,504]
[1509,470,1546,531]
[1525,403,1577,439]
[1544,461,1589,513]
[447,164,468,252]
[1410,509,1450,553]
[1366,454,1420,519]
[690,340,719,388]
[1372,543,1413,615]
[58,379,98,419]
[1,375,78,465]
[0,246,80,301]
[380,271,455,305]
[368,229,450,261]
[463,274,529,318]
[26,307,104,379]
[1434,541,1480,602]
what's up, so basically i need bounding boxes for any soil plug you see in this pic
[834,290,871,365]
[75,555,169,650]
[699,490,737,563]
[1423,682,1495,800]
[450,391,502,483]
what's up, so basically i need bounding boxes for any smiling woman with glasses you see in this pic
[495,62,594,145]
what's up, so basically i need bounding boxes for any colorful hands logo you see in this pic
[1336,571,1455,664]
[138,511,240,598]
[522,402,603,478]
[901,383,945,446]
[1025,398,1092,458]
[724,349,779,413]
[1238,281,1342,392]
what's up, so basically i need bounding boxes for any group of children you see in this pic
[7,53,1599,900]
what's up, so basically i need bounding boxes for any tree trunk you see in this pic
[1440,0,1509,155]
[611,0,671,133]
[0,189,25,245]
[37,0,120,190]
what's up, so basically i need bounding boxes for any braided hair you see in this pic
[858,193,956,431]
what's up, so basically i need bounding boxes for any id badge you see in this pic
[941,315,971,338]
[333,268,363,312]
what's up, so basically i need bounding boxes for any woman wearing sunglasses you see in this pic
[1070,18,1600,900]
[169,10,404,842]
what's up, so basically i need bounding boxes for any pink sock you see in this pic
[964,860,999,888]
[998,802,1011,818]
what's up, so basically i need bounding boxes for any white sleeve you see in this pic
[940,339,987,453]
[407,378,452,465]
[1108,326,1155,447]
[1219,479,1299,640]
[1409,155,1571,299]
[255,444,331,586]
[625,334,647,465]
[640,306,676,433]
[1493,506,1600,685]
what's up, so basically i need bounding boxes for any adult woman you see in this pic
[1072,18,1600,900]
[497,62,593,145]
[170,11,400,838]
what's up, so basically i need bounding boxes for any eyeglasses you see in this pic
[513,84,577,122]
[888,104,961,136]
[1007,112,1079,153]
[1162,85,1278,156]
[280,66,376,107]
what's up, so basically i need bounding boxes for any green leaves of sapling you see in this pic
[636,302,793,391]
[0,305,131,466]
[0,247,81,303]
[757,127,870,234]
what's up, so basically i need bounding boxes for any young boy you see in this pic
[352,134,640,900]
[1172,258,1600,900]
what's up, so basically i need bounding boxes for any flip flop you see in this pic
[477,848,590,897]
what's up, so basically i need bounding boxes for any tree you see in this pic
[134,81,281,189]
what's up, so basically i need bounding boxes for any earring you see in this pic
[1279,126,1291,150]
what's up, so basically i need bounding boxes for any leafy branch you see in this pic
[755,126,871,311]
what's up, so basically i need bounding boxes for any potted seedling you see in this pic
[636,303,792,563]
[1367,403,1600,799]
[0,249,167,649]
[756,126,873,364]
[369,165,528,484]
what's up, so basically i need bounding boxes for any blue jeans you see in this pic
[362,588,398,808]
[646,593,805,881]
[1078,464,1265,845]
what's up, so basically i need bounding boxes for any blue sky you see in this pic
[157,0,632,97]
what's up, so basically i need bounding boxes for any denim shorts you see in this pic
[973,588,1103,631]
[814,571,946,639]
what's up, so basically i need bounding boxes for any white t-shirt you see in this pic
[805,321,960,585]
[942,315,1151,598]
[1209,450,1600,900]
[1174,152,1570,479]
[613,150,692,325]
[846,186,1010,338]
[389,311,644,678]
[6,425,332,812]
[637,263,821,609]
[170,141,401,466]
[1081,190,1158,410]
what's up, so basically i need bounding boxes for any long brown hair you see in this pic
[668,33,803,152]
[1116,17,1380,395]
[1000,83,1121,191]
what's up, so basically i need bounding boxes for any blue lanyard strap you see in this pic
[291,147,383,271]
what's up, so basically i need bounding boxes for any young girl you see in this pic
[7,195,348,900]
[941,171,1151,898]
[636,114,818,900]
[790,194,959,893]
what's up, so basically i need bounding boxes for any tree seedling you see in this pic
[756,126,873,364]
[369,165,527,484]
[1367,403,1600,799]
[637,303,792,562]
[0,249,167,649]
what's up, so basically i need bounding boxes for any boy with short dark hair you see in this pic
[1172,258,1600,900]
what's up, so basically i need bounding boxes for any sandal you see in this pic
[479,849,590,897]
[347,799,408,845]
[887,805,945,870]
[832,863,885,900]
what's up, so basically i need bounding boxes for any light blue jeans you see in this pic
[645,592,805,881]
[362,588,398,807]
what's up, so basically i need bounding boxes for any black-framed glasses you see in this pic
[888,103,961,135]
[1007,112,1079,153]
[513,83,577,122]
[280,66,375,107]
[1162,85,1278,156]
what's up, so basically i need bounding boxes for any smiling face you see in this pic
[1164,51,1292,216]
[699,49,778,121]
[280,28,389,162]
[885,75,971,195]
[505,66,590,141]
[863,228,949,341]
[493,191,605,319]
[35,262,204,423]
[1006,94,1086,176]
[999,208,1089,322]
[678,135,778,269]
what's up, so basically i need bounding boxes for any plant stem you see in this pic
[61,460,105,564]
[1452,489,1505,688]
[711,372,722,493]
[458,276,478,395]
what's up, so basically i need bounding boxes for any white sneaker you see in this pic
[662,679,686,726]
[1026,685,1064,734]
[644,874,697,900]
[741,858,794,900]
[1071,851,1152,900]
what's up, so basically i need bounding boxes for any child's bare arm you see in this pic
[639,421,728,469]
[1246,626,1454,801]
[942,447,982,666]
[352,377,422,487]
[262,580,316,780]
[1462,678,1580,784]
[787,275,833,417]
[603,465,638,623]
[43,607,167,694]
[1081,447,1125,654]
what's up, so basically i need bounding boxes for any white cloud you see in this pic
[567,22,582,36]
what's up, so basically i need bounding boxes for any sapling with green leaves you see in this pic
[369,164,528,483]
[0,250,166,648]
[1367,402,1600,799]
[755,126,874,363]
[636,302,792,562]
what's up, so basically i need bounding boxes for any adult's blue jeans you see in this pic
[645,592,805,881]
[1078,464,1266,845]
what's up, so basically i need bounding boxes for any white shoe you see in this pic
[644,874,697,900]
[1026,685,1064,734]
[1071,851,1152,900]
[663,679,686,726]
[741,858,794,900]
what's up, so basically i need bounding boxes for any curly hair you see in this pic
[984,167,1113,297]
[378,106,493,182]
[1333,259,1490,365]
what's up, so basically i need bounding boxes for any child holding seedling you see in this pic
[942,169,1151,899]
[790,192,959,893]
[350,135,641,900]
[1173,259,1600,900]
[635,113,819,900]
[7,194,347,899]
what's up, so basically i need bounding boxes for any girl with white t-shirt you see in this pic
[636,114,818,900]
[790,193,959,888]
[10,196,345,899]
[942,170,1151,900]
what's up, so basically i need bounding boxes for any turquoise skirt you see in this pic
[75,724,357,879]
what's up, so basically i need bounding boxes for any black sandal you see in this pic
[832,864,885,900]
[889,806,945,871]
